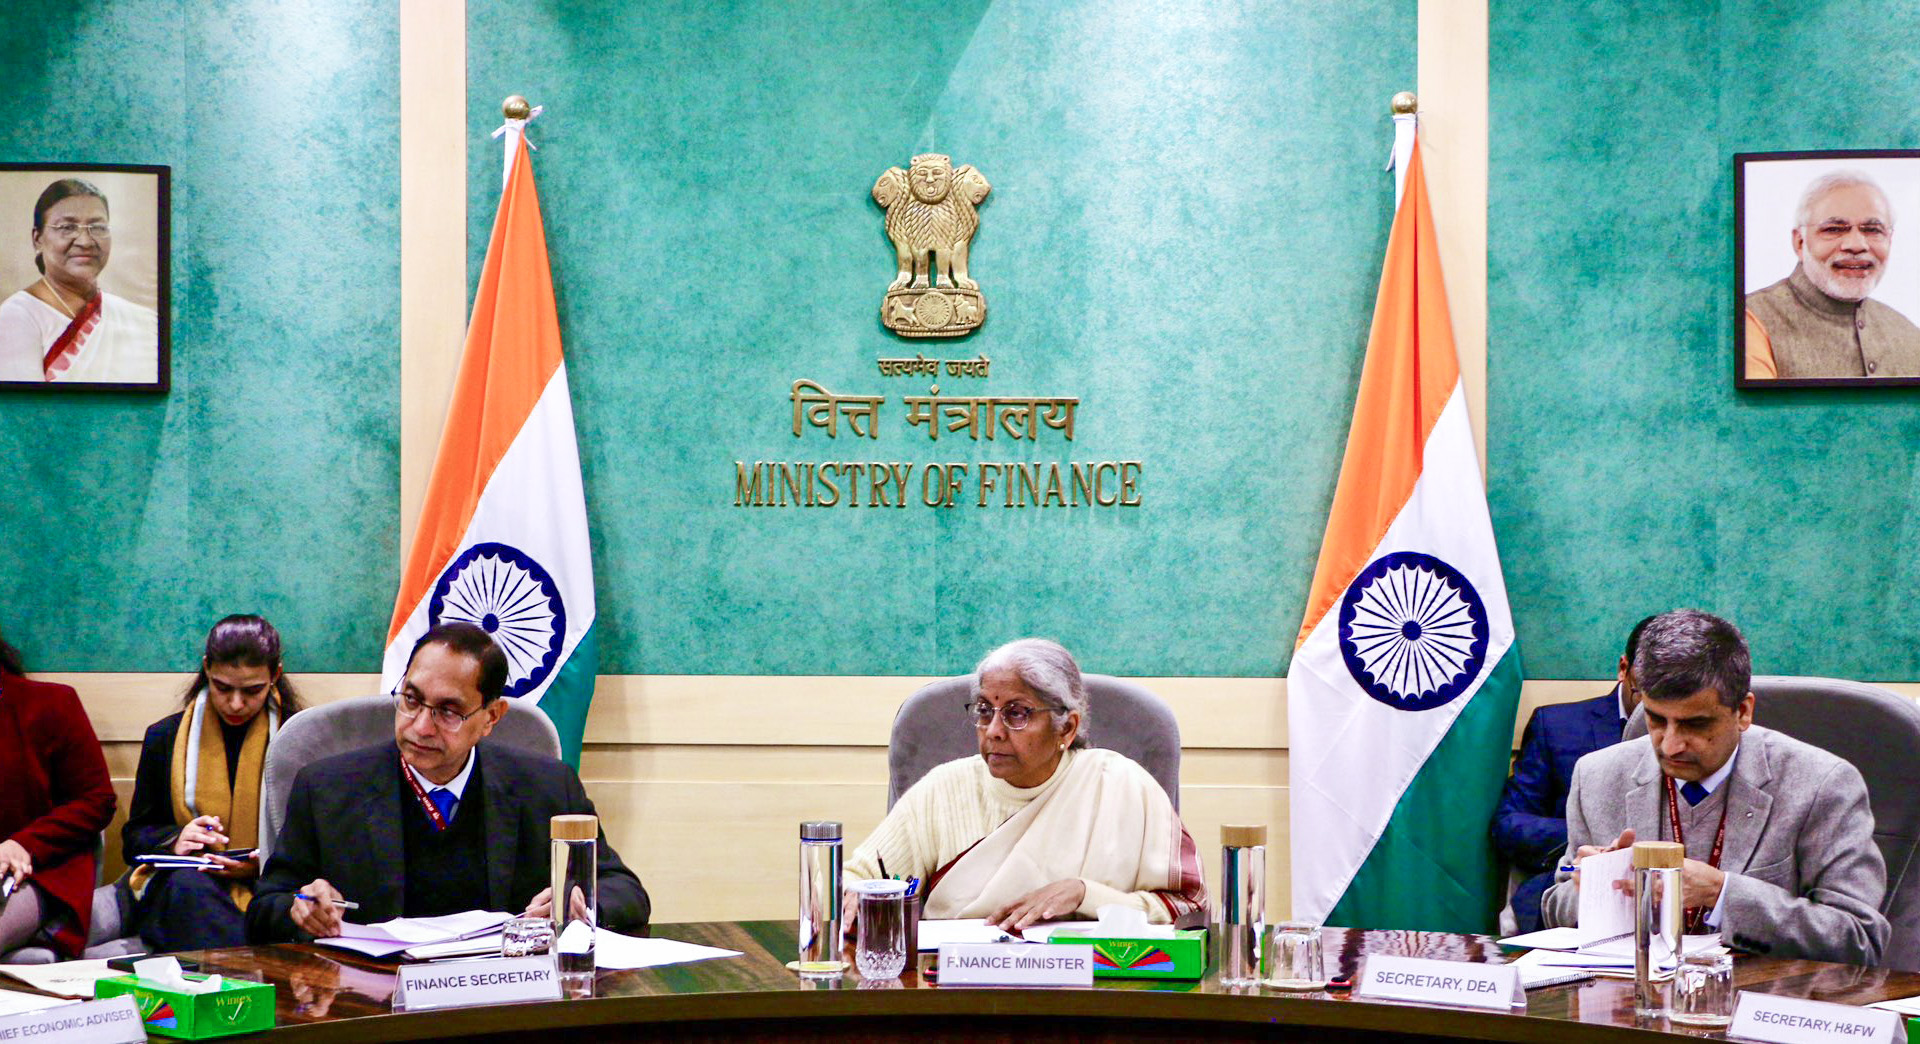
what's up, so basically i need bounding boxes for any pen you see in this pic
[295,893,361,910]
[878,856,890,880]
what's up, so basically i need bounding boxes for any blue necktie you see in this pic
[1680,781,1709,807]
[428,787,458,828]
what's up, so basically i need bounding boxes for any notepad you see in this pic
[0,959,126,999]
[315,910,513,958]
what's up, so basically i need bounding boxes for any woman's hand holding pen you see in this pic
[172,814,228,856]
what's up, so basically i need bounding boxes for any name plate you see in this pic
[1355,955,1523,1012]
[1729,992,1903,1044]
[938,944,1094,987]
[0,997,144,1044]
[395,956,562,1012]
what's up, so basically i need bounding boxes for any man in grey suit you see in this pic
[1541,609,1887,965]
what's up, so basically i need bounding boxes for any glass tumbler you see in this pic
[500,915,553,958]
[853,879,909,979]
[1260,921,1326,991]
[1668,948,1734,1028]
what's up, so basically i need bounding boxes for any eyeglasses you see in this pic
[43,223,111,242]
[391,688,486,731]
[964,700,1046,731]
[1806,220,1890,244]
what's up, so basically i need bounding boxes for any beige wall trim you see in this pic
[398,0,469,562]
[1417,0,1490,473]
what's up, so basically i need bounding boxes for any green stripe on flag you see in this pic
[536,624,598,768]
[1327,645,1525,934]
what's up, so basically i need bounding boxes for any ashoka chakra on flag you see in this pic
[428,541,567,698]
[1337,551,1488,711]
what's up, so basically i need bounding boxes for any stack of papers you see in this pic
[316,911,514,958]
[1500,925,1720,982]
[132,854,224,869]
[402,926,744,970]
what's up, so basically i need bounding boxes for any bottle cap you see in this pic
[1632,840,1684,869]
[550,814,597,841]
[1221,824,1267,847]
[800,820,842,841]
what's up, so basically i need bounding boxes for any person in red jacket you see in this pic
[0,629,117,957]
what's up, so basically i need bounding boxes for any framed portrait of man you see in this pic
[1737,150,1920,388]
[0,163,170,392]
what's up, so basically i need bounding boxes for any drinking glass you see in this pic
[1668,948,1734,1028]
[500,915,553,958]
[853,879,909,979]
[1260,920,1326,990]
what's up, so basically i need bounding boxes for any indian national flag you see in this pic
[1287,140,1522,933]
[381,131,598,765]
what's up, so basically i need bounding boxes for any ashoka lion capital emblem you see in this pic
[873,152,990,338]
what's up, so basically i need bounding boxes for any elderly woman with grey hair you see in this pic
[845,639,1206,932]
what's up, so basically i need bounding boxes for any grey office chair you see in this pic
[886,674,1182,810]
[0,842,145,965]
[1623,676,1920,970]
[259,694,562,864]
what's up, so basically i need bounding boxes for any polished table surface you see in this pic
[8,922,1920,1042]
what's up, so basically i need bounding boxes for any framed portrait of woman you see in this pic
[1736,150,1920,388]
[0,163,170,392]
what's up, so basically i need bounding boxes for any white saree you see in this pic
[847,748,1207,924]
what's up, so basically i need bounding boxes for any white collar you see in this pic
[1694,743,1739,796]
[1615,684,1629,721]
[406,747,476,801]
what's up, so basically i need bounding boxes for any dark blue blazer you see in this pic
[1492,690,1625,872]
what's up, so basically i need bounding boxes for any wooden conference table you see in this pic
[10,922,1920,1042]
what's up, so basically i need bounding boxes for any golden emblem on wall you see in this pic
[872,153,991,338]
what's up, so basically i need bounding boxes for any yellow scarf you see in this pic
[128,694,275,910]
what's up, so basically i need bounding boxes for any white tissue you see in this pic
[131,956,223,995]
[556,920,595,955]
[1092,904,1175,939]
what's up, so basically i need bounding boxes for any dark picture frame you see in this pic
[1736,149,1920,388]
[0,162,170,392]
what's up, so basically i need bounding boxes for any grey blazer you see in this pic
[1540,725,1888,965]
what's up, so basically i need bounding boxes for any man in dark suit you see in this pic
[1490,616,1653,933]
[247,623,648,942]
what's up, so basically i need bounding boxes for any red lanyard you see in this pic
[401,762,449,831]
[1664,775,1729,933]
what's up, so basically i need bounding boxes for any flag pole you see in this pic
[494,94,543,189]
[1387,91,1417,208]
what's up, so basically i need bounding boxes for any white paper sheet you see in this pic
[915,919,1020,950]
[1497,926,1590,951]
[1574,846,1635,943]
[913,918,1078,950]
[0,959,124,999]
[592,930,742,971]
[1868,993,1920,1017]
[0,990,76,1016]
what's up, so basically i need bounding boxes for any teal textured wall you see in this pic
[468,0,1413,676]
[1489,1,1920,679]
[0,2,399,671]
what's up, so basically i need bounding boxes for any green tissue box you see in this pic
[1047,927,1208,980]
[97,973,275,1039]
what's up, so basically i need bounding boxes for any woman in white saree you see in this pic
[846,639,1207,932]
[0,179,158,384]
